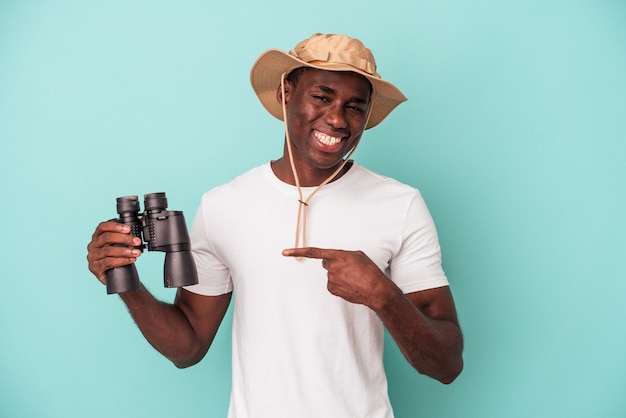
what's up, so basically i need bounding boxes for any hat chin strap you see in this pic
[280,72,373,251]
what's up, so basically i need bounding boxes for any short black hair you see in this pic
[285,67,311,87]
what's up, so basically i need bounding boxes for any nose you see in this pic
[325,104,348,130]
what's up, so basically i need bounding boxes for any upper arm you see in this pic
[174,288,232,358]
[406,286,460,327]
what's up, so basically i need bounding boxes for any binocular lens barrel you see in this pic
[106,195,143,294]
[164,251,199,288]
[116,195,140,214]
[106,265,140,294]
[144,192,168,211]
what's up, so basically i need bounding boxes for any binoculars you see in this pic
[105,192,198,294]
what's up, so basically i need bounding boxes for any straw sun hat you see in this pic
[250,33,407,130]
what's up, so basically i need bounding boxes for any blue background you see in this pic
[1,1,625,417]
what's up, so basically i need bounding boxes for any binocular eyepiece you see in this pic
[105,192,199,294]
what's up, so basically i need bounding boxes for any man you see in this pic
[87,33,463,417]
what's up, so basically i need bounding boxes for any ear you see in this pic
[275,78,293,106]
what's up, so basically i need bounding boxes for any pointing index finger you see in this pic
[282,247,338,260]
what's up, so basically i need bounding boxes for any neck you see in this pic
[271,144,353,187]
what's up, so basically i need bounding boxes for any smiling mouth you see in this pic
[314,130,342,146]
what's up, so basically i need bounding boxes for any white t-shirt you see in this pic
[185,162,448,418]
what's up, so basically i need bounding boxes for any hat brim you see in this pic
[250,49,407,130]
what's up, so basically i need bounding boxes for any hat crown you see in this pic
[289,33,379,77]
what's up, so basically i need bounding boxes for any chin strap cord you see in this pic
[280,72,373,250]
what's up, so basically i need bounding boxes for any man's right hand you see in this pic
[86,221,143,285]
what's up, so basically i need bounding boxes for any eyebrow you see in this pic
[317,85,369,104]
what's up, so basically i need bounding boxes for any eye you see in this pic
[312,95,330,103]
[347,104,365,113]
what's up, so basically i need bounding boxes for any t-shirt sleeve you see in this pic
[184,194,233,296]
[389,191,449,294]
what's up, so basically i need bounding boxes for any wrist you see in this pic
[369,276,402,313]
[118,284,149,310]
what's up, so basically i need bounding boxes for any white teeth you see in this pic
[315,131,342,146]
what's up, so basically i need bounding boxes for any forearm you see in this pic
[119,285,204,368]
[373,283,464,384]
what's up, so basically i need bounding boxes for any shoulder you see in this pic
[192,164,273,221]
[348,163,421,202]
